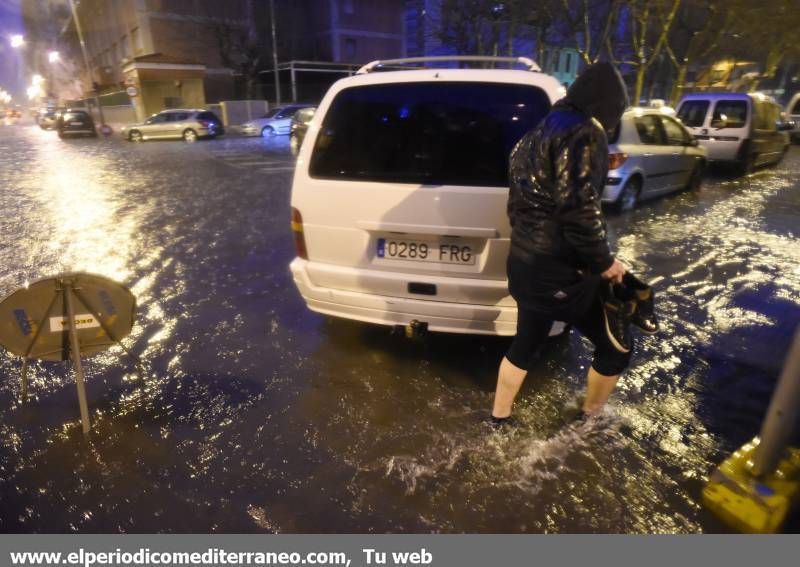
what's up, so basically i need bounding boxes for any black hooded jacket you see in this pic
[506,62,628,317]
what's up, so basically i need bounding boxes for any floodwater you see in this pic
[1,124,798,533]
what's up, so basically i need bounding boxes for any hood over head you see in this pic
[564,62,629,133]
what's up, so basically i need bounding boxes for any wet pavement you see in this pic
[0,122,798,533]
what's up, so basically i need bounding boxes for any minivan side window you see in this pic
[792,98,800,115]
[309,82,552,187]
[634,115,666,145]
[677,100,709,127]
[712,100,747,129]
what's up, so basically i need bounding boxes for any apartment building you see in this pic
[59,0,251,121]
[274,0,405,64]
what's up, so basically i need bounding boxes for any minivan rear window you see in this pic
[309,82,551,187]
[62,111,88,121]
[677,100,709,127]
[712,100,748,128]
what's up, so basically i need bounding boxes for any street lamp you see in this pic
[10,34,24,48]
[31,74,44,86]
[48,51,61,63]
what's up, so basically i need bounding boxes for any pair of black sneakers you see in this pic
[601,272,658,353]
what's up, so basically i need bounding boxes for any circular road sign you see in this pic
[0,273,137,362]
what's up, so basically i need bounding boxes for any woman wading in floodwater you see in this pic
[491,62,653,426]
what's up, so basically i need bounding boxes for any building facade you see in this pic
[57,0,251,121]
[273,0,406,64]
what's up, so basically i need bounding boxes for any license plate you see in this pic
[376,238,475,265]
[70,121,83,126]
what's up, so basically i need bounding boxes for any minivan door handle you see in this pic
[356,221,498,238]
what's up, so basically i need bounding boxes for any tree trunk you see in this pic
[634,65,646,105]
[670,63,688,106]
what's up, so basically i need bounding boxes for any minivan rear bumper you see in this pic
[290,258,518,336]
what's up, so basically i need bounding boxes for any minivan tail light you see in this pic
[608,152,629,170]
[291,207,308,260]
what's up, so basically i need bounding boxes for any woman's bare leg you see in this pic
[582,367,620,415]
[491,356,528,418]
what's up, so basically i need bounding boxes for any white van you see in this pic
[289,56,565,336]
[676,92,790,173]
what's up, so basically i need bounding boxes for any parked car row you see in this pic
[34,107,98,138]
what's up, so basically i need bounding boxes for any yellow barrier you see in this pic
[703,437,800,533]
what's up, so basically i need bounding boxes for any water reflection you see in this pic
[0,125,798,533]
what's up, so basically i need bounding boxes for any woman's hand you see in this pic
[601,258,627,284]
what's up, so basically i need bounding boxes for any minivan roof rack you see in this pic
[357,56,541,74]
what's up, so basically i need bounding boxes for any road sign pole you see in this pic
[751,326,800,477]
[62,280,91,434]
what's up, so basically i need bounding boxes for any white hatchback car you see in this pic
[242,105,313,137]
[602,107,707,210]
[289,56,566,336]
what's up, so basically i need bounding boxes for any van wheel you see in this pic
[614,177,641,212]
[261,126,275,137]
[183,129,198,142]
[685,161,705,191]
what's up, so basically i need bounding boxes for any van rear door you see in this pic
[292,80,552,303]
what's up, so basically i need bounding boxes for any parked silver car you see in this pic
[602,107,707,210]
[241,105,314,137]
[122,109,224,142]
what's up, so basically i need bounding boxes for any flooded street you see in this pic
[1,123,798,533]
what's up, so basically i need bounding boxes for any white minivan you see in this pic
[289,56,565,336]
[676,92,790,173]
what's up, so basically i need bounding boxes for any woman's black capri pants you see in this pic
[506,297,632,376]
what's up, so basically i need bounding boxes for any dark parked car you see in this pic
[289,106,316,155]
[56,109,97,138]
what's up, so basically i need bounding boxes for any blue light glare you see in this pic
[398,106,411,119]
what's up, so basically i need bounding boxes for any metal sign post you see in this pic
[63,279,91,434]
[0,273,138,435]
[751,327,800,477]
